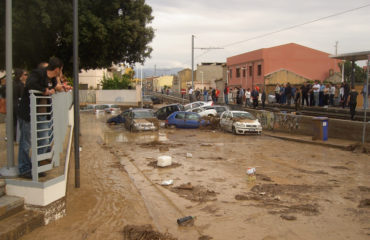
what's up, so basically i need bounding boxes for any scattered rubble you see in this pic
[123,225,177,240]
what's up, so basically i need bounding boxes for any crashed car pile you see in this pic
[105,100,263,135]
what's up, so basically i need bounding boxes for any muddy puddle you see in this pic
[21,113,370,240]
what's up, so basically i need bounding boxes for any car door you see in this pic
[220,112,228,130]
[156,107,166,120]
[225,112,234,132]
[172,112,186,128]
[185,112,201,128]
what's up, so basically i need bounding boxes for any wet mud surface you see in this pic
[21,112,370,240]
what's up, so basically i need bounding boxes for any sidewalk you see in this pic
[263,130,367,151]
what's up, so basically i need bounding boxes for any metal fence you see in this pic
[29,90,73,181]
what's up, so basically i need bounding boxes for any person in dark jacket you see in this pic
[348,87,358,120]
[251,87,259,108]
[13,69,28,141]
[17,57,63,179]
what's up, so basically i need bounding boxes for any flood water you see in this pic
[21,112,370,240]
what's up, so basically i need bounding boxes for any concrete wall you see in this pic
[246,109,370,142]
[195,64,225,89]
[95,89,139,105]
[79,69,108,89]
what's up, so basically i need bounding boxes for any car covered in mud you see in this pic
[124,109,159,132]
[165,111,209,129]
[220,110,262,135]
[203,105,230,117]
[104,104,121,114]
[142,96,154,108]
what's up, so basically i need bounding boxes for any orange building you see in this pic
[226,43,341,89]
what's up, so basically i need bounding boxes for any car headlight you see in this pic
[235,122,243,127]
[134,123,141,127]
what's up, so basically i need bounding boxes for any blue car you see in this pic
[165,111,208,129]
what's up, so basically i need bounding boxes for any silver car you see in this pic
[220,110,262,135]
[124,109,159,132]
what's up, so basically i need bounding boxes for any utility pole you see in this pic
[335,41,339,55]
[191,35,223,89]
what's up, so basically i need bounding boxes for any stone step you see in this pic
[0,196,24,221]
[0,209,44,240]
[0,180,5,197]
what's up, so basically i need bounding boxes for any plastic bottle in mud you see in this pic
[177,216,194,225]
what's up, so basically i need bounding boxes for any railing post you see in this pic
[30,92,39,182]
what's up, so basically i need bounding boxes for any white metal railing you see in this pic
[29,90,73,181]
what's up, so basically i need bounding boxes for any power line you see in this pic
[220,3,370,48]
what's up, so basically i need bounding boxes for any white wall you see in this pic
[79,69,108,89]
[95,89,139,105]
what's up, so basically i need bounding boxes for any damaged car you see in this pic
[124,109,159,132]
[220,111,262,135]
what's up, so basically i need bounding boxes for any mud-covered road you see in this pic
[22,112,370,240]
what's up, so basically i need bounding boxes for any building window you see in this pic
[249,66,253,76]
[236,68,240,78]
[258,64,262,76]
[242,68,246,77]
[229,69,232,78]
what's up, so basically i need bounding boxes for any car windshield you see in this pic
[232,112,256,120]
[133,111,155,119]
[143,96,152,101]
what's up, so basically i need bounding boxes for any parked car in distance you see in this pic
[203,105,230,117]
[104,104,121,114]
[142,96,154,108]
[80,104,95,112]
[184,101,213,111]
[155,104,184,120]
[145,95,162,104]
[220,110,262,135]
[124,109,159,132]
[188,106,217,117]
[106,109,130,124]
[165,111,209,129]
[94,104,110,114]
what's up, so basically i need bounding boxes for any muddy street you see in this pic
[22,112,370,240]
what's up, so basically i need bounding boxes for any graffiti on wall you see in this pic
[256,111,301,132]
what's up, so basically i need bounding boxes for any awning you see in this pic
[330,51,370,61]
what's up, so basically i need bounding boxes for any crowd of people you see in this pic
[0,57,72,179]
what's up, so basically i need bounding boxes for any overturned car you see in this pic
[220,110,262,135]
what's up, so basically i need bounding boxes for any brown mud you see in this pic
[19,113,370,240]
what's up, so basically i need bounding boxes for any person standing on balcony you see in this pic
[13,69,28,142]
[17,57,63,179]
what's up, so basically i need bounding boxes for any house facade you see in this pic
[194,62,225,90]
[226,43,341,90]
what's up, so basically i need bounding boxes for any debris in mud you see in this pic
[176,216,195,226]
[358,199,370,208]
[200,116,220,130]
[199,235,213,240]
[295,168,328,175]
[123,225,177,240]
[358,186,370,192]
[280,214,297,221]
[269,204,320,216]
[256,173,273,182]
[109,162,127,172]
[147,161,181,169]
[235,194,262,201]
[170,184,217,202]
[200,143,213,147]
[177,182,193,190]
[331,166,350,170]
[346,143,370,154]
[139,141,184,149]
[159,146,169,152]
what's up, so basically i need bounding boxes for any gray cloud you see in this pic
[145,0,370,69]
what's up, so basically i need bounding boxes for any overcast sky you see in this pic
[142,0,370,70]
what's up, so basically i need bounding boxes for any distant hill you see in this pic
[134,67,185,78]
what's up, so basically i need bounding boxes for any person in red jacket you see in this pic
[215,88,220,103]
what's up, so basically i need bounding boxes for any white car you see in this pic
[220,110,262,135]
[188,106,217,117]
[184,101,213,111]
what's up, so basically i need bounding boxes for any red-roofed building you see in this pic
[226,43,341,89]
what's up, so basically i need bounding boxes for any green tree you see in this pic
[338,60,366,83]
[100,73,132,89]
[0,0,154,74]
